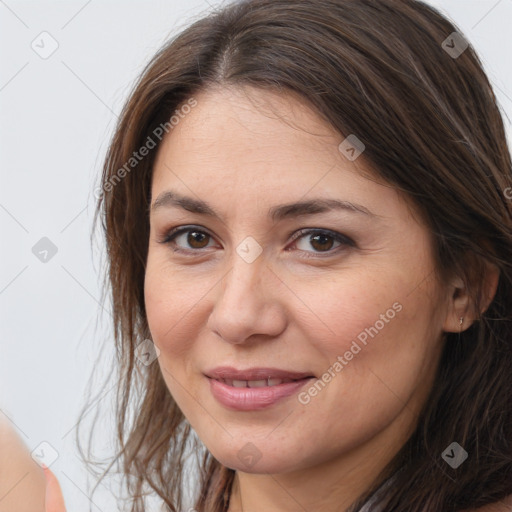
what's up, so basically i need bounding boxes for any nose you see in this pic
[206,253,287,345]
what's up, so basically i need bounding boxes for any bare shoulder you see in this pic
[0,414,46,512]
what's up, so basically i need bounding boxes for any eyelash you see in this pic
[158,225,355,258]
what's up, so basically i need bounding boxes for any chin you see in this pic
[208,441,305,475]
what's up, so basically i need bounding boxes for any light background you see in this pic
[1,0,511,510]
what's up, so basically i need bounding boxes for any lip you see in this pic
[204,366,316,411]
[204,366,315,381]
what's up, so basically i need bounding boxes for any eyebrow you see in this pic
[150,190,378,222]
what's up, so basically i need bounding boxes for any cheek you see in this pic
[293,271,440,408]
[144,264,208,417]
[144,258,208,351]
[289,271,409,357]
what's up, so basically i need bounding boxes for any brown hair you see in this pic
[77,0,512,511]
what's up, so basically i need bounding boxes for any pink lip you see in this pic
[204,367,315,411]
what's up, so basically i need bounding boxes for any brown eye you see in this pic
[159,226,354,258]
[309,233,335,252]
[290,229,354,257]
[160,227,215,252]
[185,230,210,249]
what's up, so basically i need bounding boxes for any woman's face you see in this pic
[144,85,451,475]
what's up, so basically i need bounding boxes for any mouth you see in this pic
[204,366,316,383]
[203,366,316,411]
[210,376,315,389]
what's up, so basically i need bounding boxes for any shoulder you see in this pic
[0,415,46,512]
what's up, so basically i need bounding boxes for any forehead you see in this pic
[160,86,340,164]
[150,85,416,226]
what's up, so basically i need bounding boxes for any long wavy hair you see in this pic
[76,0,512,511]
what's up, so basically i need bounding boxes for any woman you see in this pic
[45,0,512,510]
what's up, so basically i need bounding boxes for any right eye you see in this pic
[159,226,217,253]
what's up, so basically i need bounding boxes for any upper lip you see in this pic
[204,366,315,381]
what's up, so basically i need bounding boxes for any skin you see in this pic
[0,415,46,512]
[43,85,500,512]
[143,85,496,512]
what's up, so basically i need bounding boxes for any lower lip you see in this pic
[206,376,315,411]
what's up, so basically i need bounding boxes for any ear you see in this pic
[442,262,500,333]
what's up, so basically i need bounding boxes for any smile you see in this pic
[206,375,315,411]
[213,377,299,387]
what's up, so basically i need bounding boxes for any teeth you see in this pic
[220,378,296,387]
[268,378,287,386]
[247,379,268,388]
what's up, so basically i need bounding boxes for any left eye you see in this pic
[159,226,354,256]
[290,228,353,254]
